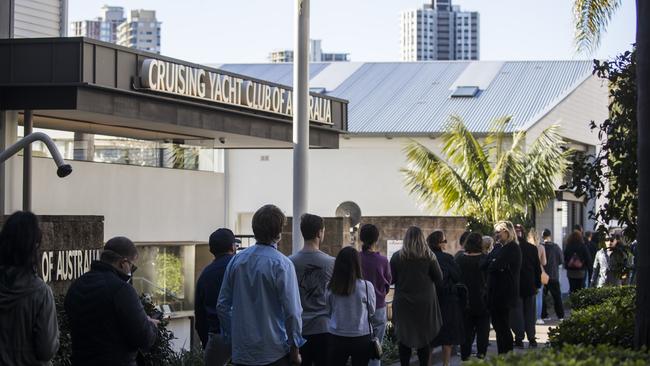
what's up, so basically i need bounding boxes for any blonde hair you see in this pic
[400,226,433,260]
[494,221,517,243]
[527,228,539,245]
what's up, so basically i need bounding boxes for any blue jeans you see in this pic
[369,306,387,366]
[535,289,543,320]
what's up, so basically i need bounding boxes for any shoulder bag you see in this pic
[364,281,382,360]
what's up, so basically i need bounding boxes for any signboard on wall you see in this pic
[140,59,333,125]
[387,240,403,259]
[40,249,101,283]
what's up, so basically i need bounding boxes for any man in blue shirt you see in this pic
[195,228,240,365]
[217,204,305,366]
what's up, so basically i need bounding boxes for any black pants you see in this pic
[510,295,536,343]
[569,277,585,293]
[490,307,512,354]
[398,343,430,366]
[461,313,490,359]
[541,279,565,319]
[300,333,328,366]
[327,334,370,366]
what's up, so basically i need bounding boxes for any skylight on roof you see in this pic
[451,86,479,97]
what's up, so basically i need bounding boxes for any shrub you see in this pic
[569,285,635,310]
[464,344,650,365]
[52,293,179,366]
[549,290,635,348]
[170,345,205,366]
[381,321,400,363]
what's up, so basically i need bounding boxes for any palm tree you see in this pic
[573,0,622,52]
[571,0,649,348]
[402,116,570,229]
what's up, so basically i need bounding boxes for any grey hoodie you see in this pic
[0,266,59,366]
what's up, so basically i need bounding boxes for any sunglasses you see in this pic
[124,258,138,274]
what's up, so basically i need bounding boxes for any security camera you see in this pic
[218,137,226,144]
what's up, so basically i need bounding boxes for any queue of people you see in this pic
[0,206,637,366]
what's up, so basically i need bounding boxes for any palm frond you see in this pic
[573,0,621,52]
[524,125,572,210]
[441,115,492,189]
[484,116,513,164]
[402,140,482,214]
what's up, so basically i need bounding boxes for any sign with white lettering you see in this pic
[40,250,101,283]
[140,59,333,125]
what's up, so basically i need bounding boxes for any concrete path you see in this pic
[390,317,561,366]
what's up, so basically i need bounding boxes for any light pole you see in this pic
[292,0,310,254]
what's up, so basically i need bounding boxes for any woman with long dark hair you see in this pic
[390,226,443,366]
[359,224,391,366]
[427,230,463,366]
[326,246,376,366]
[564,231,591,293]
[0,211,59,365]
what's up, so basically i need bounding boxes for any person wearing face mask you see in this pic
[217,204,305,366]
[64,236,158,366]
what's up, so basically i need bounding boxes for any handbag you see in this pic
[364,281,382,360]
[541,270,550,285]
[567,253,584,270]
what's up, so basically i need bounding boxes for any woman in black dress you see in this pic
[427,230,463,366]
[456,232,490,360]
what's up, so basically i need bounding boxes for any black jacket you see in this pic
[482,241,522,309]
[564,242,592,279]
[64,261,157,366]
[518,239,542,297]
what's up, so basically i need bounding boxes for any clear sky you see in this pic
[68,0,636,64]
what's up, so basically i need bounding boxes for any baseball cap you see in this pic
[209,228,241,255]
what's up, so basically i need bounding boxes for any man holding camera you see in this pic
[65,236,158,366]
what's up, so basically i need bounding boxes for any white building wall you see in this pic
[525,75,607,147]
[226,137,447,232]
[7,157,224,242]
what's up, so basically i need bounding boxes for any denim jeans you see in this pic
[369,306,387,366]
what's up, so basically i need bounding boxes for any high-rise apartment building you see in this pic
[117,10,161,54]
[400,0,479,61]
[269,39,349,63]
[71,6,124,43]
[71,6,160,54]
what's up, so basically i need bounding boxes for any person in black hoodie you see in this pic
[65,236,158,366]
[0,211,59,366]
[456,232,489,361]
[482,221,522,354]
[563,231,592,293]
[427,231,463,366]
[509,224,541,348]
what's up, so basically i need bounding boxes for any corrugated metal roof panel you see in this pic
[218,60,593,134]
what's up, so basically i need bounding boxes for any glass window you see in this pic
[133,243,197,313]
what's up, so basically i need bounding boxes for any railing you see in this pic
[235,235,256,251]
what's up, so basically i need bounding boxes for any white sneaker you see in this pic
[536,319,545,325]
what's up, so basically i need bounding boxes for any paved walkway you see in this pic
[390,318,561,366]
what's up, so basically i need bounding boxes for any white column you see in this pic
[292,0,310,254]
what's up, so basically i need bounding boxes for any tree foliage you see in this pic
[563,49,637,240]
[402,116,570,228]
[573,0,622,52]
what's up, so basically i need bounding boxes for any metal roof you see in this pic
[217,60,594,134]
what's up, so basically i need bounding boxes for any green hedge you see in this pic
[569,285,636,311]
[464,344,650,366]
[52,295,179,366]
[549,288,635,348]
